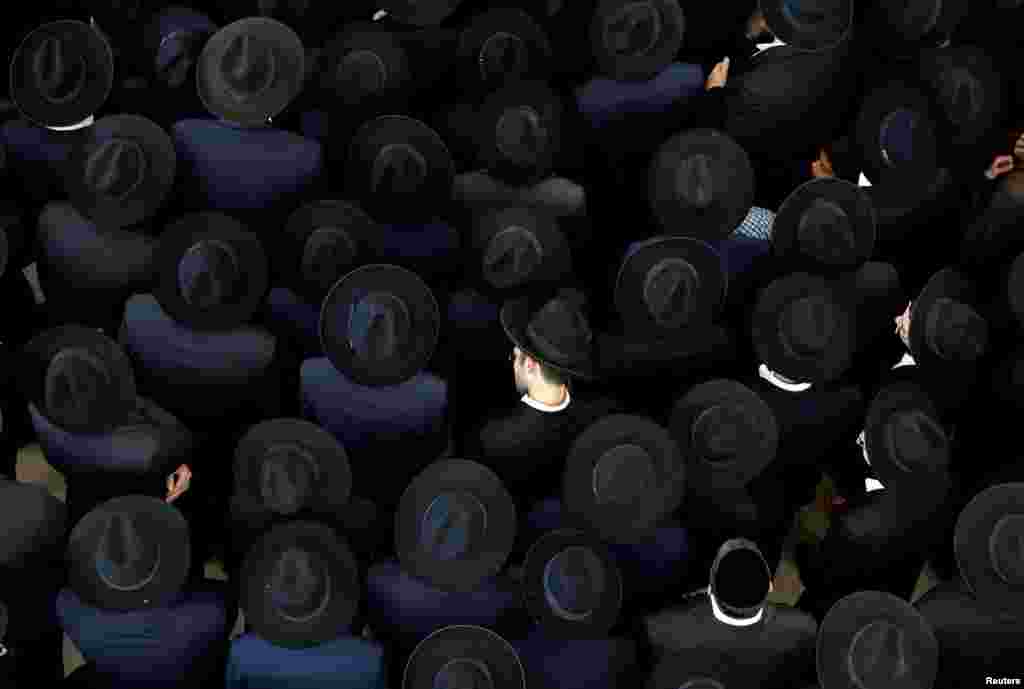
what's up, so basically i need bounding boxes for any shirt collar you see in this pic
[710,591,765,626]
[758,364,812,392]
[754,35,787,55]
[46,115,94,132]
[521,390,570,413]
[893,352,916,369]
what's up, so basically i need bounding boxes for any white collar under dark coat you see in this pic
[521,390,571,413]
[758,364,812,392]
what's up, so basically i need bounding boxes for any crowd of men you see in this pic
[0,0,1021,687]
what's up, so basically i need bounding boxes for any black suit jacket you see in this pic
[643,594,818,689]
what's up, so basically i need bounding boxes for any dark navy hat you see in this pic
[590,0,685,82]
[404,625,526,689]
[456,8,553,94]
[396,459,517,592]
[144,6,218,91]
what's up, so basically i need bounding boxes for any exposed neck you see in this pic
[528,381,568,407]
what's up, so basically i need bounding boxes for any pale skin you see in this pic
[166,464,192,504]
[512,346,568,407]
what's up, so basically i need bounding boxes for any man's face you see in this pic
[895,301,912,349]
[512,347,529,395]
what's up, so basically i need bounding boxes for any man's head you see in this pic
[512,346,567,396]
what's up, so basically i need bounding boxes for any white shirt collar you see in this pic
[758,364,812,392]
[893,352,916,369]
[754,35,787,55]
[858,172,873,187]
[521,390,570,413]
[710,591,765,626]
[857,431,886,493]
[46,115,94,132]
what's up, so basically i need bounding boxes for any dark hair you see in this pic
[712,549,771,609]
[516,349,569,388]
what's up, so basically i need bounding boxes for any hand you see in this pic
[811,148,834,178]
[705,57,730,90]
[1015,133,1024,161]
[986,155,1015,180]
[166,464,192,504]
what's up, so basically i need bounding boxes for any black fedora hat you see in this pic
[648,648,748,689]
[710,538,772,620]
[649,129,755,241]
[500,287,600,381]
[954,483,1024,619]
[864,381,950,490]
[752,272,855,383]
[919,45,1005,157]
[590,0,685,82]
[476,80,563,187]
[379,0,468,26]
[9,20,114,129]
[241,520,361,649]
[403,625,525,689]
[876,0,969,42]
[908,268,989,372]
[563,414,686,543]
[233,418,353,521]
[522,529,623,637]
[280,200,377,304]
[456,8,553,94]
[346,115,455,224]
[20,325,137,434]
[395,459,517,592]
[320,23,411,112]
[470,206,573,297]
[196,17,305,126]
[64,115,176,230]
[669,380,779,488]
[154,212,270,331]
[319,263,440,387]
[989,345,1024,413]
[772,178,876,275]
[67,496,191,611]
[614,235,725,334]
[855,81,942,217]
[0,479,67,566]
[760,0,853,53]
[143,6,218,92]
[817,591,938,689]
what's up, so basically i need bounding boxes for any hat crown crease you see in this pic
[848,621,913,687]
[95,512,162,592]
[303,226,355,286]
[645,258,698,326]
[435,657,494,689]
[495,106,548,164]
[592,443,655,505]
[989,514,1024,586]
[479,32,529,82]
[32,36,87,105]
[84,138,147,199]
[604,2,661,57]
[269,547,331,621]
[178,239,242,310]
[544,546,605,618]
[420,492,488,562]
[348,291,410,362]
[339,49,387,93]
[221,33,277,102]
[45,347,113,428]
[371,143,428,195]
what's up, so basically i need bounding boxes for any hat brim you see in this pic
[772,177,876,275]
[379,0,467,26]
[241,520,361,649]
[67,496,191,611]
[864,380,948,489]
[751,272,854,383]
[760,0,853,53]
[281,200,376,304]
[233,418,353,521]
[321,24,411,110]
[477,80,563,186]
[20,325,137,434]
[403,625,525,689]
[590,0,685,82]
[669,379,779,488]
[855,81,940,194]
[817,591,938,689]
[456,8,553,93]
[614,235,726,333]
[319,263,440,387]
[907,267,978,373]
[64,115,176,230]
[10,20,114,128]
[522,529,623,637]
[500,295,599,381]
[649,129,755,241]
[954,483,1024,618]
[346,115,455,224]
[154,212,269,331]
[395,459,517,592]
[563,414,686,544]
[197,17,305,126]
[471,206,573,297]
